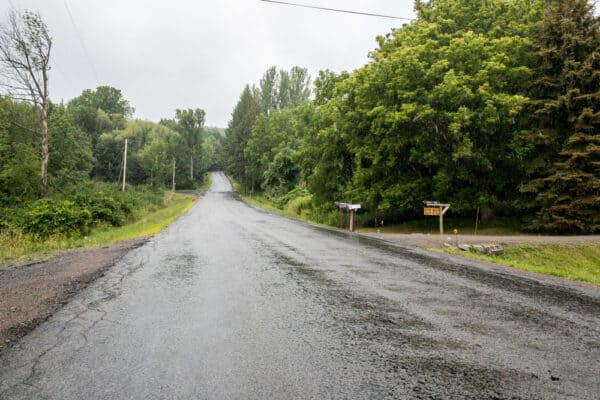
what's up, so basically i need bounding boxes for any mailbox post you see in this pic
[423,201,450,234]
[334,202,361,232]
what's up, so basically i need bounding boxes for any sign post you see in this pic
[423,201,450,234]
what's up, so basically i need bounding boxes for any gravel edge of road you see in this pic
[0,238,148,354]
[364,234,600,298]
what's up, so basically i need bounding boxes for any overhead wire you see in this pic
[63,0,99,84]
[258,0,414,20]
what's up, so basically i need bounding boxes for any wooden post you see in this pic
[424,202,450,235]
[334,202,361,231]
[122,138,128,192]
[440,204,450,235]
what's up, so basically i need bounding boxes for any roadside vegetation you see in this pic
[230,176,337,225]
[0,186,196,264]
[0,11,222,262]
[220,0,599,235]
[196,172,213,192]
[444,244,600,286]
[222,0,598,285]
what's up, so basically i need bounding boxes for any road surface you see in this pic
[1,172,599,399]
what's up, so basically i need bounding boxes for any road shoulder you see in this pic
[361,232,600,296]
[0,238,147,353]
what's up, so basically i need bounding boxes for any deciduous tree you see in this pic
[0,10,52,197]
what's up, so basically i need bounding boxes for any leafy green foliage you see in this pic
[67,86,133,181]
[339,0,542,218]
[25,199,92,238]
[220,0,598,233]
[47,103,95,190]
[2,180,165,240]
[0,96,40,204]
[174,108,206,180]
[263,148,299,198]
[222,66,312,194]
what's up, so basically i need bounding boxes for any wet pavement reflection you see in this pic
[1,172,599,399]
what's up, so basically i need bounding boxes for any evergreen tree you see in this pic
[220,85,260,186]
[524,0,600,232]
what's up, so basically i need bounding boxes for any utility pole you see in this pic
[172,158,176,192]
[122,138,128,192]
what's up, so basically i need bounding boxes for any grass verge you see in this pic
[196,172,212,191]
[443,244,600,286]
[0,192,197,265]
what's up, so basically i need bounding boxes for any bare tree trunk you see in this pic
[190,153,193,180]
[40,102,49,197]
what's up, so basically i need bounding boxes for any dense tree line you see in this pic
[0,85,218,206]
[0,84,218,236]
[0,10,219,214]
[221,0,599,233]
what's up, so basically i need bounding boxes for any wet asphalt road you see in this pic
[1,172,599,399]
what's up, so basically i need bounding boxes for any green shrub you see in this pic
[272,187,310,209]
[74,193,127,227]
[25,199,92,238]
[66,182,163,225]
[286,195,313,216]
[115,184,163,215]
[2,181,165,239]
[0,206,26,232]
[0,216,9,231]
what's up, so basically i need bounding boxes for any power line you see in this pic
[63,0,99,84]
[258,0,414,20]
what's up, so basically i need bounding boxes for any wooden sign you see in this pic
[423,201,451,234]
[424,207,441,216]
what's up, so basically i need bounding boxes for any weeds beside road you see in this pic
[0,192,197,266]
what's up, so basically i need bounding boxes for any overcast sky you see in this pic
[1,0,415,126]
